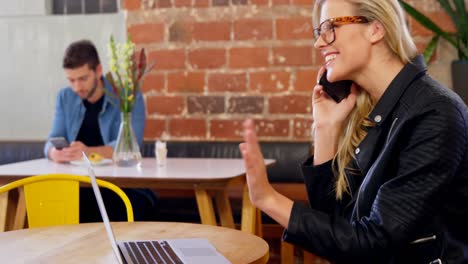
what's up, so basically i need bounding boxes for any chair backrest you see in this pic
[0,174,134,228]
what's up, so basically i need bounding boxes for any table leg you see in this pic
[13,188,26,230]
[214,190,235,229]
[0,192,8,232]
[0,189,24,232]
[256,207,263,237]
[241,184,257,234]
[194,188,217,226]
[281,241,294,264]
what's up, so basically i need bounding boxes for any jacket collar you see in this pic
[367,55,427,126]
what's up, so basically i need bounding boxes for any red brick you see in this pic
[269,95,311,114]
[293,118,313,140]
[146,95,185,115]
[169,118,207,138]
[210,120,243,139]
[141,73,165,93]
[148,49,185,70]
[229,47,270,68]
[273,46,313,66]
[232,0,247,5]
[187,96,225,114]
[157,0,172,8]
[208,73,247,92]
[410,11,456,36]
[169,21,193,43]
[250,70,290,92]
[227,96,264,114]
[167,72,205,93]
[174,0,192,7]
[194,0,210,7]
[272,0,289,5]
[276,17,313,40]
[144,119,166,139]
[123,0,141,10]
[294,68,318,92]
[213,0,229,6]
[210,119,290,139]
[256,119,289,137]
[193,22,231,41]
[250,0,268,5]
[291,0,313,4]
[128,23,165,44]
[188,49,226,69]
[234,19,273,40]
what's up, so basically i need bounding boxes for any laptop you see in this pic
[81,152,231,264]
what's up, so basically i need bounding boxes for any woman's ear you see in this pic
[368,21,385,44]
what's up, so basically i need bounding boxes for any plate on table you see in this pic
[70,159,113,167]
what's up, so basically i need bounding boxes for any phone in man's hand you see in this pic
[319,70,352,103]
[50,137,70,150]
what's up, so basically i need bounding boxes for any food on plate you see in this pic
[88,152,104,163]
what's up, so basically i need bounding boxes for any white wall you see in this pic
[0,0,49,16]
[0,8,126,140]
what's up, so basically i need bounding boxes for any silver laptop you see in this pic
[82,153,231,264]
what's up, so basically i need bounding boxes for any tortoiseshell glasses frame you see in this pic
[313,16,369,45]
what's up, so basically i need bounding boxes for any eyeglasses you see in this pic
[313,16,369,45]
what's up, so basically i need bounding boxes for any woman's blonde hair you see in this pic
[312,0,418,199]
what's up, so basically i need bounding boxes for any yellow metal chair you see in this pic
[0,174,133,230]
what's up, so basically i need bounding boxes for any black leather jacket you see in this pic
[283,56,468,263]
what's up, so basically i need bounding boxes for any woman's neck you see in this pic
[354,54,405,102]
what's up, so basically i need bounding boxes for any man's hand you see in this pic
[49,141,88,162]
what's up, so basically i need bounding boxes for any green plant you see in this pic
[399,0,468,62]
[105,35,154,159]
[105,35,154,113]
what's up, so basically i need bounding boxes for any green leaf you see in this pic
[439,0,467,58]
[452,0,468,59]
[399,1,457,47]
[423,35,440,63]
[438,0,457,25]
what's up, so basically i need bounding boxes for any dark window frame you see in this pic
[51,0,118,15]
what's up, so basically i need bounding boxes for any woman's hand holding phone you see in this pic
[312,67,359,165]
[313,67,359,129]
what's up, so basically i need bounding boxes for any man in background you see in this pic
[44,39,157,222]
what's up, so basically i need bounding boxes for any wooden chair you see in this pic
[0,174,133,231]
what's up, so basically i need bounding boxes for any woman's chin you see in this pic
[327,68,350,82]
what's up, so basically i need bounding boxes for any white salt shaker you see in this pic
[155,140,167,166]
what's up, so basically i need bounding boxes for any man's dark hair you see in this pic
[62,39,100,70]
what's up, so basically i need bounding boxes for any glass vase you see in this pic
[113,112,142,167]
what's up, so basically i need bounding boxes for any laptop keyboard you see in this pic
[123,241,183,264]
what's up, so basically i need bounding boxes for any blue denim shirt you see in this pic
[44,77,146,157]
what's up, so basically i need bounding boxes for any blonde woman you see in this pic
[240,0,468,262]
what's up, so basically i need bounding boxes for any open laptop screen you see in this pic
[81,152,231,264]
[82,152,124,264]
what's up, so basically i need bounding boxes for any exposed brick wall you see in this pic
[123,0,456,142]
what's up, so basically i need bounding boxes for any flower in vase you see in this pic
[105,35,154,113]
[105,35,154,166]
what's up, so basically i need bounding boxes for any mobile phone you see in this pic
[319,70,352,103]
[50,137,70,150]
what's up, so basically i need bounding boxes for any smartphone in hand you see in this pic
[319,70,352,103]
[50,137,70,150]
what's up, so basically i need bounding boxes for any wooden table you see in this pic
[0,221,269,263]
[0,158,274,234]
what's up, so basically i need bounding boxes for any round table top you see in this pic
[0,222,269,264]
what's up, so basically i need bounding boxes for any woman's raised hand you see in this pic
[239,119,275,209]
